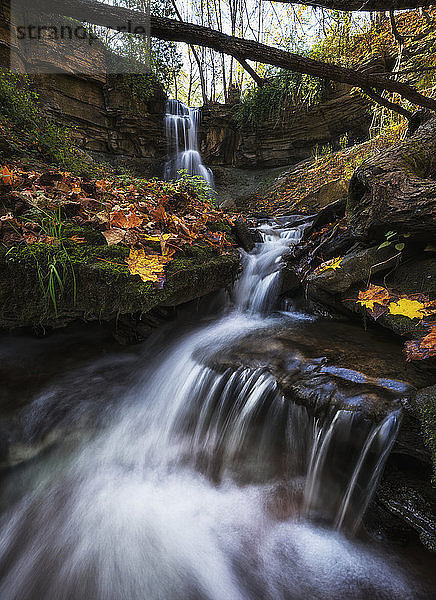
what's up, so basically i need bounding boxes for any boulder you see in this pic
[306,244,400,302]
[232,217,255,251]
[414,385,436,479]
[347,117,436,242]
[303,179,349,212]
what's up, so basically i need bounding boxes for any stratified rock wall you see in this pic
[199,90,372,169]
[0,4,167,175]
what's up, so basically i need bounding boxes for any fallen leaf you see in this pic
[1,166,13,185]
[102,228,125,245]
[388,298,427,320]
[110,210,143,229]
[404,326,436,361]
[23,232,37,244]
[357,284,391,311]
[126,247,174,286]
[70,235,86,244]
[54,181,72,193]
[315,256,343,274]
[143,234,172,242]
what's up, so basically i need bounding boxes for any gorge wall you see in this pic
[0,3,167,176]
[199,88,372,170]
[0,5,384,179]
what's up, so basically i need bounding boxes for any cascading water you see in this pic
[0,218,425,600]
[164,99,213,186]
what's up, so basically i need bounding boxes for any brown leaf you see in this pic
[110,210,143,229]
[102,228,125,245]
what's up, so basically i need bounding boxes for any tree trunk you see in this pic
[21,0,436,112]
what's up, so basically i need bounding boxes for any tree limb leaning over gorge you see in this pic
[19,0,436,114]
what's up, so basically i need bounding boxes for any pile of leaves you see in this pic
[0,164,237,289]
[357,284,436,361]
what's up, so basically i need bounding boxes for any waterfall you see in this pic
[164,99,213,187]
[0,219,417,600]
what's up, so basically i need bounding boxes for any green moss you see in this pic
[0,236,240,331]
[416,386,436,481]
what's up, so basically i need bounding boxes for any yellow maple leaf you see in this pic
[388,298,426,320]
[315,256,343,274]
[143,234,172,242]
[126,247,174,286]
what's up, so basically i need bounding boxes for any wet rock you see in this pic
[309,197,346,232]
[280,264,301,295]
[306,244,399,303]
[0,427,8,463]
[414,385,436,478]
[303,179,349,212]
[220,197,237,211]
[384,257,436,295]
[376,478,436,553]
[232,216,255,251]
[347,117,436,243]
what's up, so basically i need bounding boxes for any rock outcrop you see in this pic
[200,91,372,170]
[0,6,167,175]
[348,116,436,242]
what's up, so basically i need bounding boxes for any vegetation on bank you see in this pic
[0,71,100,176]
[234,8,436,131]
[0,161,239,328]
[240,120,406,217]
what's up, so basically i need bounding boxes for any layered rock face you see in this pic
[348,115,436,242]
[199,90,372,169]
[0,5,167,175]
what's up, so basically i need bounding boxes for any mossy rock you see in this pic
[415,385,436,482]
[0,231,241,331]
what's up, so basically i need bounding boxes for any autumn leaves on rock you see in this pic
[0,165,236,290]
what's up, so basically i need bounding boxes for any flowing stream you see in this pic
[0,219,431,599]
[164,99,213,186]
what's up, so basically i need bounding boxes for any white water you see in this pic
[0,219,422,599]
[164,99,213,186]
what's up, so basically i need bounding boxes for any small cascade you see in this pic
[0,218,414,600]
[233,220,309,313]
[164,99,213,186]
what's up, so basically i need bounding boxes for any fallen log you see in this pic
[15,0,436,114]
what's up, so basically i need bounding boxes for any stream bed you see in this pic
[0,219,434,599]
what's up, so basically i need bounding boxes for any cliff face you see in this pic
[0,4,167,175]
[33,72,167,174]
[199,88,372,170]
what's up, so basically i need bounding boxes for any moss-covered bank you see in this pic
[0,228,240,331]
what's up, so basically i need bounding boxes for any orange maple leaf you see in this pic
[110,210,143,229]
[357,284,391,311]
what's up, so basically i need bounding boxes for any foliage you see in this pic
[0,71,94,175]
[378,230,408,252]
[88,0,182,93]
[356,284,436,360]
[173,170,215,205]
[0,163,236,292]
[233,69,328,129]
[314,256,343,274]
[243,121,406,217]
